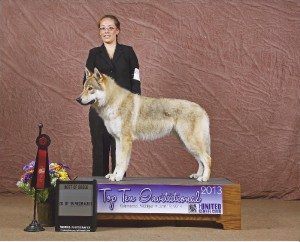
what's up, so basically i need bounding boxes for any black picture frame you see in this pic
[55,180,97,232]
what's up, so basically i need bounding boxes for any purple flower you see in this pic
[23,161,35,172]
[58,162,70,170]
[49,169,56,174]
[21,172,33,183]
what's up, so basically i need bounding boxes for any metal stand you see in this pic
[24,188,45,232]
[24,123,45,232]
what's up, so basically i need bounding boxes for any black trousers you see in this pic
[89,108,116,176]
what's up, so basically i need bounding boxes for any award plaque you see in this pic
[55,180,97,232]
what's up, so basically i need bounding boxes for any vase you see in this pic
[37,202,55,227]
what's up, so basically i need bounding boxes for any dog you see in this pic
[77,68,211,182]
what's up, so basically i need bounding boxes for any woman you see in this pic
[83,15,141,176]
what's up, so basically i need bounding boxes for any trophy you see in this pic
[24,123,51,232]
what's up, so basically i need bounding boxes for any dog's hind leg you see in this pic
[189,135,211,181]
[106,135,133,182]
[189,161,204,179]
[176,118,211,182]
[185,139,211,182]
[195,152,211,182]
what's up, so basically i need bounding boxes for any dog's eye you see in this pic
[88,87,93,91]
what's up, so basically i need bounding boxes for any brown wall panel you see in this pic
[0,0,299,199]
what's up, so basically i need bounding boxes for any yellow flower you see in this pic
[50,164,61,171]
[17,161,71,203]
[58,171,69,180]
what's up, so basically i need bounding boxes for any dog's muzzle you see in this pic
[76,97,95,105]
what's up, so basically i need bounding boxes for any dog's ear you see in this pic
[94,68,104,82]
[85,67,92,79]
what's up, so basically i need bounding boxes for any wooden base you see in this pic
[77,177,241,230]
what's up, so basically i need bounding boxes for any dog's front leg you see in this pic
[105,136,132,182]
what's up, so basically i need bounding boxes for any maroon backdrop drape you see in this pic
[0,0,299,199]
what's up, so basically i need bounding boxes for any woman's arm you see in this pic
[82,49,96,85]
[128,47,141,94]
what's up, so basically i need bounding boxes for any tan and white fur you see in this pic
[77,68,211,182]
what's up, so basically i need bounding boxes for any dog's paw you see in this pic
[189,173,200,179]
[197,176,209,182]
[105,173,112,179]
[106,173,121,182]
[115,171,125,182]
[115,175,123,182]
[109,175,117,181]
[105,173,117,181]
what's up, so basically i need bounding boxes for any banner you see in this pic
[30,133,51,189]
[97,184,223,215]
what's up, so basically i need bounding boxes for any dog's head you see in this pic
[76,68,107,106]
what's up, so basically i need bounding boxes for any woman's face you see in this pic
[99,17,120,44]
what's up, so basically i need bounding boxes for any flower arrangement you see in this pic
[17,161,71,203]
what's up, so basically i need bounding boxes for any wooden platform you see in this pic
[76,177,241,230]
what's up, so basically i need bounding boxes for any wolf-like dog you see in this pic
[77,68,211,182]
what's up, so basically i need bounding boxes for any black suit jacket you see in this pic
[84,43,141,94]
